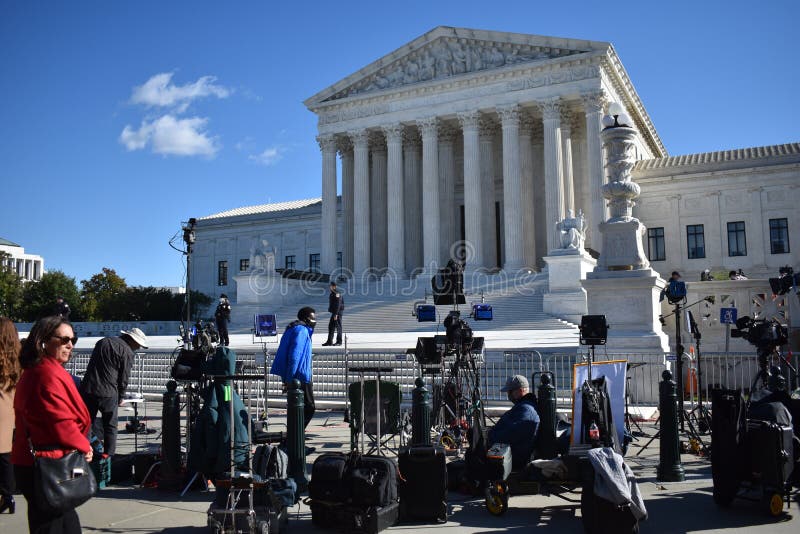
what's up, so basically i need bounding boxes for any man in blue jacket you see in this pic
[270,307,317,432]
[488,375,540,469]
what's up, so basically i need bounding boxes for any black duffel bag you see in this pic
[34,450,98,515]
[347,454,397,508]
[309,452,349,502]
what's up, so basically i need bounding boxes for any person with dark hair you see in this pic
[215,293,232,346]
[270,307,317,435]
[322,282,343,346]
[0,318,21,514]
[12,316,92,533]
[79,327,147,456]
[53,296,71,320]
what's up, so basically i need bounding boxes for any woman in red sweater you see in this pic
[12,316,92,534]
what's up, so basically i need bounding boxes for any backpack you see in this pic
[253,444,289,480]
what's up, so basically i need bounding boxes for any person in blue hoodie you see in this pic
[270,307,317,432]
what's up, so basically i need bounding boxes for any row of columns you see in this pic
[318,91,608,276]
[6,257,43,281]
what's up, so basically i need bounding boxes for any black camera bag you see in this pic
[347,455,397,507]
[309,452,349,502]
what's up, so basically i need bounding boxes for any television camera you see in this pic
[769,266,799,298]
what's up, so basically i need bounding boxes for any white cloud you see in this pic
[249,145,286,166]
[130,72,230,112]
[119,115,219,157]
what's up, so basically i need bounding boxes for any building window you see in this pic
[687,224,705,259]
[309,253,320,272]
[285,255,296,270]
[337,251,342,270]
[217,260,228,286]
[727,221,747,257]
[239,258,249,271]
[647,227,666,262]
[769,218,790,254]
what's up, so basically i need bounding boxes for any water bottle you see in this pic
[588,422,600,442]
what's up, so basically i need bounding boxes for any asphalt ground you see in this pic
[1,401,798,534]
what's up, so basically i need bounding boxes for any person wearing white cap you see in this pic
[488,374,541,469]
[78,328,148,455]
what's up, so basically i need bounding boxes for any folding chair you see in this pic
[348,379,403,455]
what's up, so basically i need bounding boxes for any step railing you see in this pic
[67,348,773,410]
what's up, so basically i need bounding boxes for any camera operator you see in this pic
[488,375,540,470]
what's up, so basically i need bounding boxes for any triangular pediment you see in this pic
[305,26,608,107]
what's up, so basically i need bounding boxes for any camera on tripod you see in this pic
[769,266,799,297]
[730,316,788,349]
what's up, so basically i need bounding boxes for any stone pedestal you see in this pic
[542,250,596,324]
[582,269,670,352]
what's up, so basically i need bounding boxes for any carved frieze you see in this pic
[326,37,588,101]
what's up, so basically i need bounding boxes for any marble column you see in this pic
[418,117,441,271]
[498,104,524,271]
[350,130,370,274]
[748,187,767,268]
[519,113,536,269]
[539,98,566,252]
[479,118,498,268]
[532,122,548,266]
[383,123,405,275]
[458,111,483,270]
[582,90,607,251]
[318,134,338,274]
[369,134,388,269]
[560,107,576,216]
[338,138,354,274]
[438,124,457,263]
[403,129,422,273]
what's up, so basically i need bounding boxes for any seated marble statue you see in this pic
[556,210,586,250]
[250,239,276,273]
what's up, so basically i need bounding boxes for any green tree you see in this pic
[81,268,128,321]
[20,270,84,321]
[0,252,24,320]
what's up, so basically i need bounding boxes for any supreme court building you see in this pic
[191,27,798,302]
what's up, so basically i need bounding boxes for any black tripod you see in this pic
[685,312,711,434]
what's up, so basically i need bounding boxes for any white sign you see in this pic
[571,360,628,446]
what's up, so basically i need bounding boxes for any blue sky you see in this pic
[1,1,797,287]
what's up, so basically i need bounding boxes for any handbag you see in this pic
[28,433,98,515]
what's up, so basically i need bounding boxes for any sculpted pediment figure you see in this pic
[319,30,594,101]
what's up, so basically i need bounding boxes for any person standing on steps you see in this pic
[322,281,343,346]
[215,294,232,346]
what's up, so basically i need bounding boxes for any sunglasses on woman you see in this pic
[52,335,78,345]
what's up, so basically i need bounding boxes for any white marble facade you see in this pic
[305,26,665,276]
[189,27,799,302]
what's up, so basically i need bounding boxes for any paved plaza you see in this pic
[1,400,797,534]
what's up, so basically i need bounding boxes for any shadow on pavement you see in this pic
[644,485,795,533]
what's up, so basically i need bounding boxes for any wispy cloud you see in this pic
[249,145,287,166]
[130,72,230,112]
[120,115,219,157]
[120,72,230,158]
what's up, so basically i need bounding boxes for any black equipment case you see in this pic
[397,445,447,523]
[308,452,399,532]
[746,419,795,489]
[340,502,400,534]
[485,443,513,482]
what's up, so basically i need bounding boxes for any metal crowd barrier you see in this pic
[68,348,771,409]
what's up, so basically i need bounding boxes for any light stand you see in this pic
[686,311,711,434]
[182,218,197,349]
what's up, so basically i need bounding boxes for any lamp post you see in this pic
[182,218,196,349]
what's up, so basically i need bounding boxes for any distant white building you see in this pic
[0,238,44,282]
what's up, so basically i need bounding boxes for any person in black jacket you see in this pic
[215,294,232,346]
[322,282,343,346]
[79,328,147,455]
